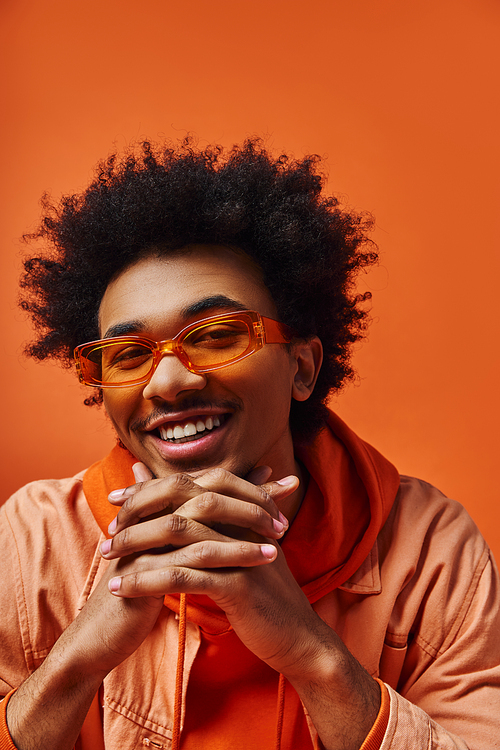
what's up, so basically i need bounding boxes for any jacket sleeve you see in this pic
[380,684,469,750]
[0,693,18,750]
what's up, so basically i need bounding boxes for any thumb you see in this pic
[132,462,154,483]
[261,475,300,525]
[246,467,300,516]
[263,475,300,501]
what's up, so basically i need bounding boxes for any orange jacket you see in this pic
[1,413,499,748]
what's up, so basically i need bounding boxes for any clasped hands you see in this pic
[101,462,293,593]
[96,463,337,679]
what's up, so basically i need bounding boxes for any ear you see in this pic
[290,336,323,402]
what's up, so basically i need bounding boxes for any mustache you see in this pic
[131,396,243,432]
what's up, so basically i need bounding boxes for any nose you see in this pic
[142,351,207,402]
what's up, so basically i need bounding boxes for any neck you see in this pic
[278,458,308,526]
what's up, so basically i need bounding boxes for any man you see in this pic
[1,139,498,750]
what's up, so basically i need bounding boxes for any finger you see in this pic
[101,514,236,559]
[102,492,286,559]
[245,465,273,485]
[108,467,273,510]
[191,468,288,520]
[108,473,204,535]
[108,468,294,536]
[133,462,154,482]
[108,542,278,597]
[106,464,155,509]
[260,475,300,524]
[108,480,160,505]
[173,492,288,538]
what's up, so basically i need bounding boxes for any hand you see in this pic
[100,464,324,676]
[102,463,296,588]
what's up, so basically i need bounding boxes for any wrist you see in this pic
[277,614,345,685]
[281,621,381,750]
[6,654,101,750]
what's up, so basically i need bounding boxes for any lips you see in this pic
[158,414,222,443]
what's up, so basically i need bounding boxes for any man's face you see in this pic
[99,245,303,480]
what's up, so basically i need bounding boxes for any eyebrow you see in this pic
[182,295,247,318]
[102,295,248,340]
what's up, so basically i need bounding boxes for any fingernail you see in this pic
[108,517,117,534]
[276,476,296,486]
[109,488,126,499]
[273,518,285,534]
[100,539,112,556]
[261,544,277,560]
[108,577,122,593]
[278,512,289,527]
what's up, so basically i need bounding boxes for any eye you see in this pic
[103,343,152,370]
[187,324,248,349]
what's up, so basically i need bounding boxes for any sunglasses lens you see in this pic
[81,341,154,385]
[182,318,252,369]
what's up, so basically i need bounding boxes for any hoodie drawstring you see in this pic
[171,593,187,750]
[275,673,286,750]
[170,594,287,750]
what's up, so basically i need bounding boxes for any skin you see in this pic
[7,246,380,750]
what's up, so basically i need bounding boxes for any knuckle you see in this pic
[127,571,142,592]
[198,491,220,513]
[162,514,188,536]
[253,485,274,509]
[248,503,266,523]
[114,525,132,551]
[204,467,229,484]
[256,487,276,513]
[169,473,195,494]
[118,496,138,523]
[192,541,213,564]
[237,541,252,556]
[165,567,187,589]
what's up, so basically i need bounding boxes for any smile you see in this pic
[157,415,223,443]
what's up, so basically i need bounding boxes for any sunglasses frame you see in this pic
[74,310,294,388]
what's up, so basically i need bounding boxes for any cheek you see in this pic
[231,355,295,418]
[103,390,139,430]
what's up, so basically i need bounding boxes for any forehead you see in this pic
[98,245,277,337]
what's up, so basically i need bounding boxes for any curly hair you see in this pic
[20,138,377,440]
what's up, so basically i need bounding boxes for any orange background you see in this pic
[1,0,499,559]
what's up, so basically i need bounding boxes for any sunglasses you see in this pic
[74,310,294,388]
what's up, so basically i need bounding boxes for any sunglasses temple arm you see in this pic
[262,317,294,344]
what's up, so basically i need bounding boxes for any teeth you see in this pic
[159,415,223,441]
